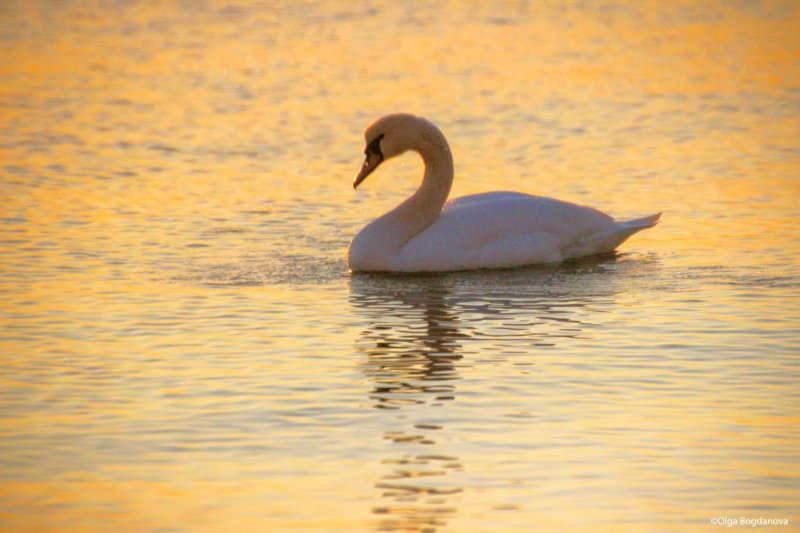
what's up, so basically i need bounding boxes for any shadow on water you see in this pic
[348,254,655,532]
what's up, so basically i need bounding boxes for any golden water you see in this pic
[1,1,798,531]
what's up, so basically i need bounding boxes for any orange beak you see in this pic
[353,150,383,189]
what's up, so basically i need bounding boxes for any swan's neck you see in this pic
[379,138,454,249]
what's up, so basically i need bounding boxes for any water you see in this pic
[1,1,799,530]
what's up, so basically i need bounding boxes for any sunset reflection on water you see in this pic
[1,1,799,531]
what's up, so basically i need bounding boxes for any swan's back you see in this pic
[442,191,612,231]
[393,192,656,272]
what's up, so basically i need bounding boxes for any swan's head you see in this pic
[353,113,441,188]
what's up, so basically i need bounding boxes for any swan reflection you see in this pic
[351,275,465,531]
[350,258,640,531]
[354,279,467,410]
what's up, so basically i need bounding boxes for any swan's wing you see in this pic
[398,193,616,270]
[439,192,613,245]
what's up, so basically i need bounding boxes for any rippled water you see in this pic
[1,1,799,531]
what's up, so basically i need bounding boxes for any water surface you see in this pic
[1,1,799,531]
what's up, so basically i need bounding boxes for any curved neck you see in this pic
[382,138,454,249]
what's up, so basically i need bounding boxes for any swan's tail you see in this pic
[562,212,661,259]
[618,212,661,231]
[602,212,661,252]
[608,212,662,248]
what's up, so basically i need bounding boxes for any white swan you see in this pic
[348,113,660,273]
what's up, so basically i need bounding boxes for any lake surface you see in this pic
[1,1,799,531]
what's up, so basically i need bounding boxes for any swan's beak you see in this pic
[353,151,383,189]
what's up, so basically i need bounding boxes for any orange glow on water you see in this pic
[1,1,799,531]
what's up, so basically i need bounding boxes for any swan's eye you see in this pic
[366,133,385,158]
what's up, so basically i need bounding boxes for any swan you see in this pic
[348,113,660,273]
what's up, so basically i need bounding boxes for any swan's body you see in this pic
[348,114,660,273]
